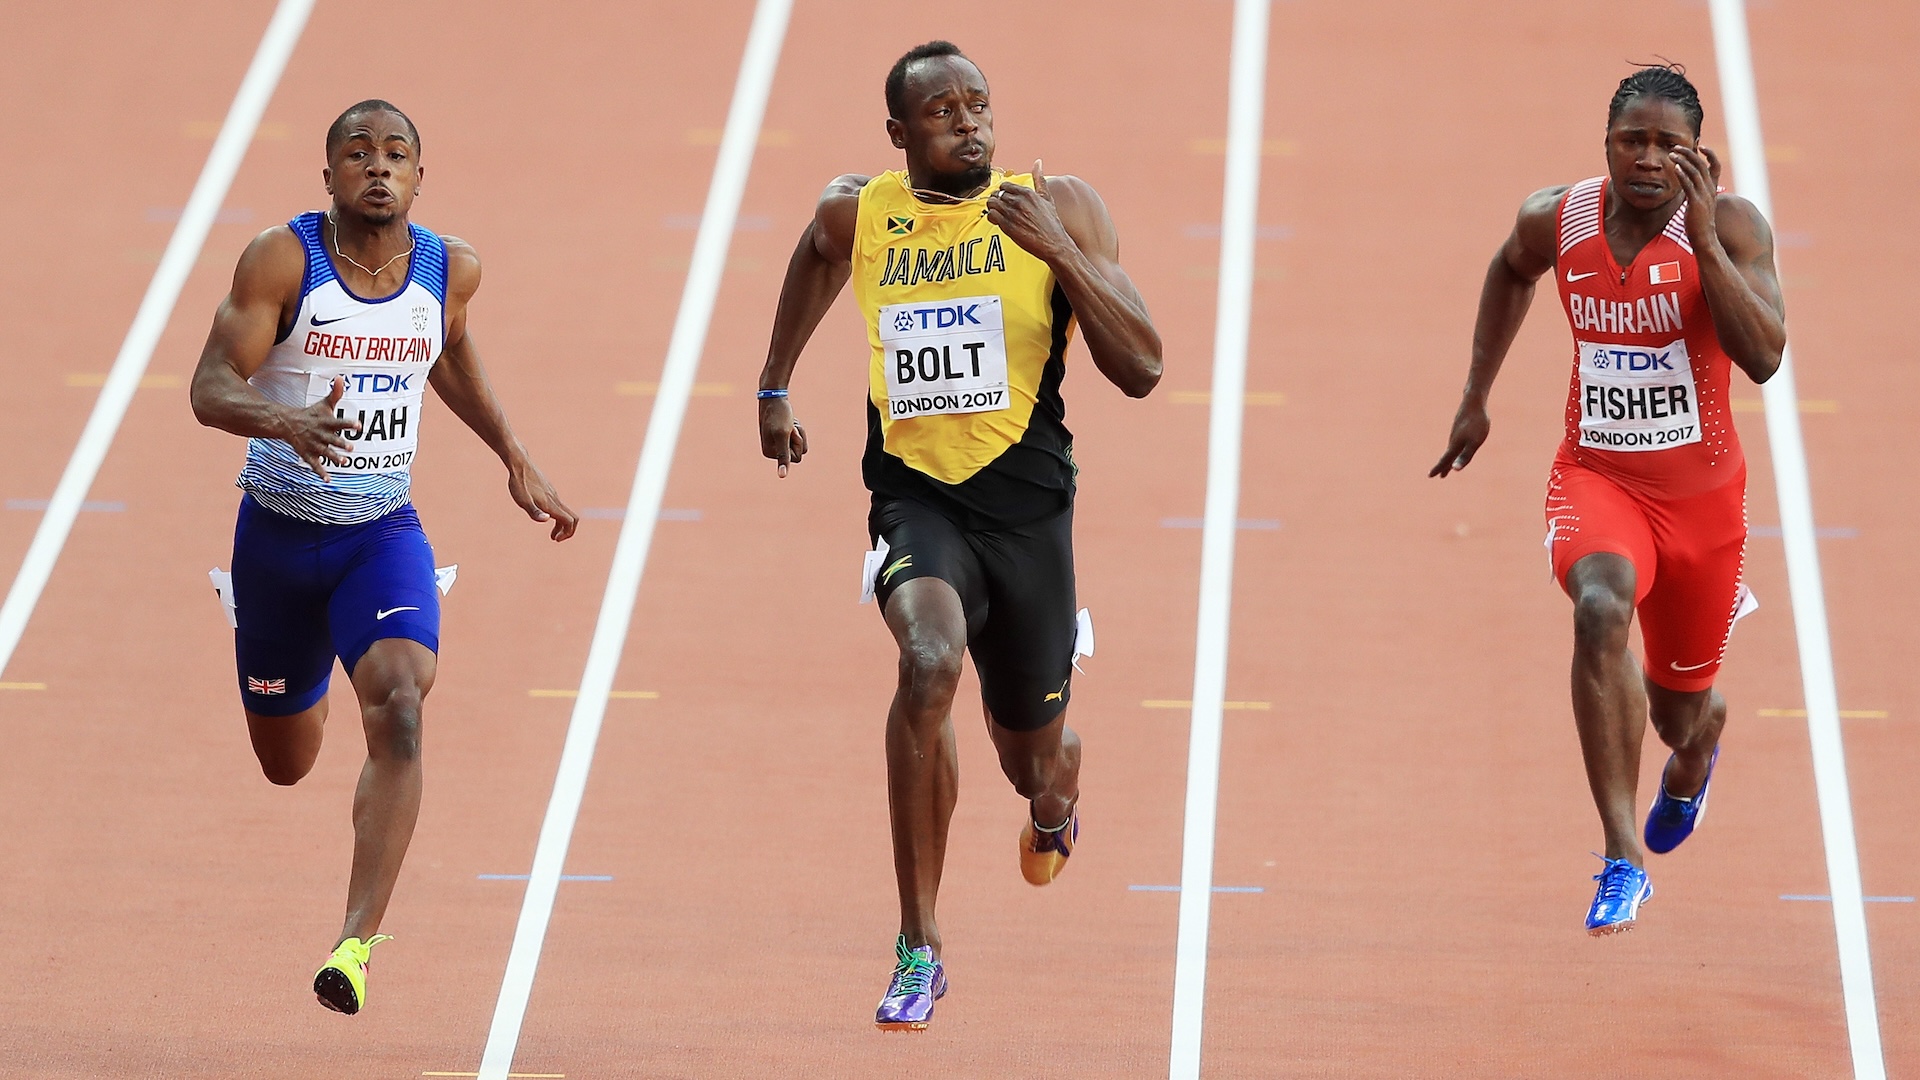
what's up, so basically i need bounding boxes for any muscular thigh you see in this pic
[870,496,988,640]
[1546,463,1657,605]
[1638,474,1750,692]
[328,504,442,677]
[967,505,1077,733]
[231,497,337,716]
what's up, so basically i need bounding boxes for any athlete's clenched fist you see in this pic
[985,159,1074,262]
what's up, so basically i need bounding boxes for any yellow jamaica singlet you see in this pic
[853,169,1078,530]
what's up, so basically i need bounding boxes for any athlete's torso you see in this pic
[238,211,448,524]
[852,170,1076,530]
[1554,176,1742,499]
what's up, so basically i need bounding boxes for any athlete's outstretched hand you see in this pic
[1431,399,1491,478]
[285,376,363,481]
[1671,144,1723,251]
[758,394,807,478]
[507,455,577,541]
[985,159,1074,262]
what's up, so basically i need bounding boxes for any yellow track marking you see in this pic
[1169,390,1285,405]
[1,682,48,690]
[1142,699,1271,711]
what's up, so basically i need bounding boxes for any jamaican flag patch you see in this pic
[885,214,915,236]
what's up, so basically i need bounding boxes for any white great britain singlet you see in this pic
[237,211,448,524]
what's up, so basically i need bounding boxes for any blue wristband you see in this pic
[756,388,789,399]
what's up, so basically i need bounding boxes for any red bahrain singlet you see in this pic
[1554,176,1741,499]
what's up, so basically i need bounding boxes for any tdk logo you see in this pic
[1591,348,1673,373]
[343,372,415,393]
[901,304,983,331]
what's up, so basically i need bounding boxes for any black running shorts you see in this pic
[868,496,1077,732]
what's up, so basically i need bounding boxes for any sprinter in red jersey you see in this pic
[1431,65,1786,935]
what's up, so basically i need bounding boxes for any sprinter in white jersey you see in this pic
[189,100,577,1015]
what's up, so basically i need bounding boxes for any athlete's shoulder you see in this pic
[813,173,872,259]
[1506,184,1573,268]
[1038,173,1107,218]
[1519,183,1575,222]
[437,234,481,301]
[231,224,306,302]
[1709,191,1774,253]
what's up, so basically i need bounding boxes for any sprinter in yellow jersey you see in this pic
[756,40,1161,1030]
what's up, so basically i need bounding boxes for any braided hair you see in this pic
[1608,64,1704,136]
[885,41,974,120]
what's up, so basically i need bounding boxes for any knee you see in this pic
[1571,587,1633,653]
[896,634,964,705]
[364,689,424,762]
[260,758,312,787]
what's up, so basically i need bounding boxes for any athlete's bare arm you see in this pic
[1670,145,1785,383]
[1430,185,1567,478]
[191,227,362,480]
[756,174,865,476]
[985,161,1162,397]
[424,239,577,541]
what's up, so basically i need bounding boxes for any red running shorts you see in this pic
[1544,457,1754,692]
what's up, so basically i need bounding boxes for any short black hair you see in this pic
[885,40,974,120]
[325,99,421,157]
[1608,63,1704,136]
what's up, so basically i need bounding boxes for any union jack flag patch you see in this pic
[247,676,287,696]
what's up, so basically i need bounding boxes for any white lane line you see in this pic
[473,1,793,1076]
[0,0,314,679]
[1168,1,1271,1077]
[1706,4,1886,1076]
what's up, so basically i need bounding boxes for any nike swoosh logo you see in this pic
[375,606,420,620]
[1670,659,1715,672]
[312,314,357,326]
[1566,270,1599,282]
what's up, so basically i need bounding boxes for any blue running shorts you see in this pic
[230,495,440,716]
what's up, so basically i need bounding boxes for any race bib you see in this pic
[306,363,426,474]
[1575,338,1700,453]
[879,295,1010,420]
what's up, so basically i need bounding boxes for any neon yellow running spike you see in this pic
[313,934,392,1015]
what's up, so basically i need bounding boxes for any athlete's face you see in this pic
[888,56,995,195]
[323,111,422,226]
[1604,98,1699,212]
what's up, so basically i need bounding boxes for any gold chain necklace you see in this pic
[907,168,1000,205]
[327,212,414,277]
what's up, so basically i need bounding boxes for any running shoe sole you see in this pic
[313,966,360,1015]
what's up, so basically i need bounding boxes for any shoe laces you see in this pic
[338,933,394,968]
[888,939,937,998]
[1591,857,1641,902]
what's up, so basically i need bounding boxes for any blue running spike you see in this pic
[1586,856,1653,936]
[1645,746,1719,855]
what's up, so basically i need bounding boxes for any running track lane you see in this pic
[0,4,752,1076]
[1723,0,1920,1072]
[1200,1,1879,1075]
[0,0,312,677]
[495,1,1236,1074]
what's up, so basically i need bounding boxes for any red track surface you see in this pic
[0,2,1910,1077]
